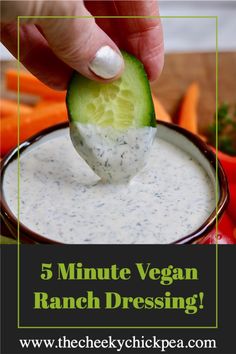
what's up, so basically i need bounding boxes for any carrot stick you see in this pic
[5,69,66,100]
[151,94,172,123]
[0,98,33,118]
[199,134,207,142]
[0,102,68,156]
[178,82,200,134]
[34,99,63,109]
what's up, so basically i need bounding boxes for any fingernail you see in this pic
[89,46,123,79]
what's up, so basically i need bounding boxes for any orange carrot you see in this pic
[178,82,200,134]
[0,102,68,156]
[5,69,66,100]
[0,98,33,118]
[34,99,65,109]
[151,94,172,123]
[199,134,207,142]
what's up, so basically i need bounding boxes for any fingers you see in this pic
[1,0,124,87]
[38,1,124,81]
[1,23,72,90]
[1,0,163,87]
[124,20,164,82]
[92,0,164,82]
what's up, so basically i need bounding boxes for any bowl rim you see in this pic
[0,121,229,244]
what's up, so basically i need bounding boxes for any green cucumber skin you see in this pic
[66,51,156,128]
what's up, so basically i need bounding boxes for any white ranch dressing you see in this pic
[70,122,156,183]
[3,128,215,244]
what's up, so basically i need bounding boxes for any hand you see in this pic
[1,0,164,90]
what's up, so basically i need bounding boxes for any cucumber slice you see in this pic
[66,51,156,129]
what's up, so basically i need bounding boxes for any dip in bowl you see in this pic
[0,122,228,244]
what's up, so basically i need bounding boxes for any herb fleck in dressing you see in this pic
[70,123,156,183]
[3,128,215,244]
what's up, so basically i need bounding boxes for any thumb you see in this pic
[38,2,124,81]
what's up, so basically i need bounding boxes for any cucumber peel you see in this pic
[66,51,156,129]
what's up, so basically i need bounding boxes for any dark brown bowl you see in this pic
[0,121,229,244]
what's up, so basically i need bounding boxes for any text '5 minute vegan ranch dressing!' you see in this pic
[3,127,215,244]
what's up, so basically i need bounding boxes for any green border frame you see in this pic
[17,15,219,329]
